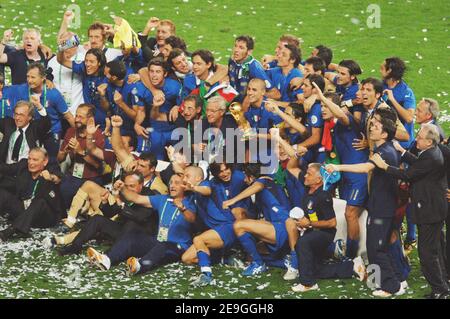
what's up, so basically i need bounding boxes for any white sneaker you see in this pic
[352,256,366,282]
[395,284,406,296]
[87,247,111,270]
[400,281,409,290]
[42,236,55,249]
[292,283,319,292]
[283,267,299,281]
[372,289,392,298]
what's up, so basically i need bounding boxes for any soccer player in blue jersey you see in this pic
[325,59,362,109]
[380,57,416,149]
[0,74,13,119]
[228,35,278,102]
[8,63,75,159]
[314,83,369,258]
[98,60,144,136]
[181,163,250,286]
[57,47,109,130]
[261,34,300,70]
[266,44,303,103]
[223,163,291,276]
[327,112,407,297]
[133,58,182,159]
[86,173,197,275]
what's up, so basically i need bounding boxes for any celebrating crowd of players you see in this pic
[0,10,449,299]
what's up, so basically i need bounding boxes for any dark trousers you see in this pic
[0,191,59,234]
[417,222,450,295]
[366,216,401,294]
[107,230,182,273]
[60,175,103,209]
[70,216,149,251]
[445,205,450,279]
[296,230,354,286]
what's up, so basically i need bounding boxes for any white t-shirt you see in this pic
[48,54,84,115]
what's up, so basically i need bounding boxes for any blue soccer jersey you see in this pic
[106,75,144,134]
[228,57,273,97]
[383,80,416,149]
[72,61,108,128]
[10,83,69,134]
[254,177,290,223]
[266,67,303,102]
[0,86,14,118]
[137,78,182,115]
[333,78,359,105]
[115,49,146,74]
[245,97,283,131]
[149,194,196,250]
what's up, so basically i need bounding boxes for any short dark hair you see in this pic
[106,60,127,80]
[183,94,203,110]
[361,77,384,95]
[235,35,254,51]
[164,36,187,52]
[122,133,137,151]
[373,107,398,141]
[192,49,216,71]
[306,74,325,92]
[315,45,333,66]
[147,57,169,73]
[284,44,301,68]
[209,162,233,179]
[305,56,326,74]
[339,60,362,83]
[0,73,4,85]
[167,48,185,69]
[27,62,46,78]
[139,152,158,168]
[88,22,106,39]
[384,57,406,81]
[243,162,262,179]
[323,92,341,106]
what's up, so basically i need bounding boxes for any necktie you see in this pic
[12,128,24,162]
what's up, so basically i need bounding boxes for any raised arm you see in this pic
[222,180,266,209]
[313,82,350,126]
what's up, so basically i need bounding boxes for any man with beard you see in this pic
[57,103,105,209]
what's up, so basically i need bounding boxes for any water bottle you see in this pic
[58,34,80,52]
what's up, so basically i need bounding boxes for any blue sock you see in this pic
[346,238,359,259]
[197,251,212,275]
[238,233,263,264]
[290,250,299,269]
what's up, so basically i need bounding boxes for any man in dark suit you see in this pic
[0,100,50,165]
[0,147,64,242]
[371,123,449,299]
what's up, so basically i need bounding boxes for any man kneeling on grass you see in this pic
[287,163,366,293]
[86,174,196,275]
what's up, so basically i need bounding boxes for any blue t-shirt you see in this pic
[367,141,401,218]
[301,187,336,235]
[137,78,181,116]
[245,98,283,131]
[106,75,143,134]
[383,80,416,149]
[0,86,14,119]
[72,61,109,128]
[228,57,273,97]
[149,194,196,250]
[333,78,359,104]
[305,100,324,153]
[115,49,146,74]
[9,84,69,134]
[286,169,306,209]
[266,67,303,102]
[254,177,290,223]
[334,115,369,165]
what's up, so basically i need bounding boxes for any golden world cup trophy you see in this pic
[229,102,256,141]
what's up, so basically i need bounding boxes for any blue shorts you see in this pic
[137,120,175,159]
[267,221,289,254]
[339,172,368,207]
[213,223,237,250]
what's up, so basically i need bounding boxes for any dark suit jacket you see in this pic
[387,146,447,224]
[0,160,64,219]
[0,115,51,163]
